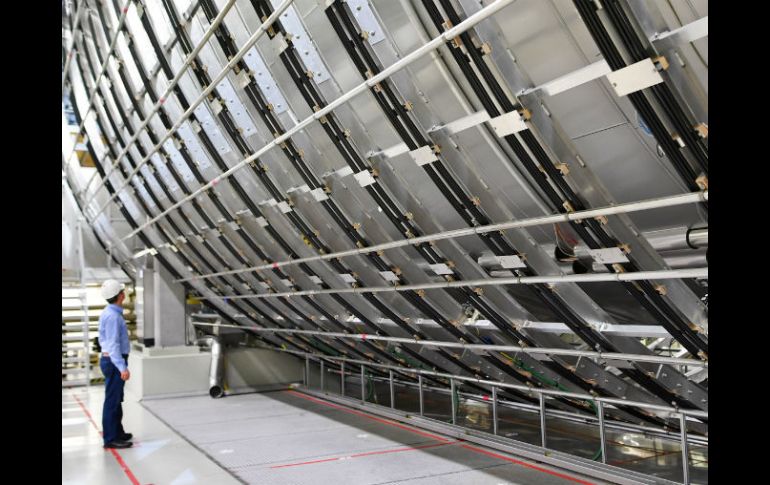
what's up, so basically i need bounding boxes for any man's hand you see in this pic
[120,369,131,381]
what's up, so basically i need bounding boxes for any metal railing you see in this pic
[292,349,703,484]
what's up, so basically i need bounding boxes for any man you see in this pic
[98,279,133,449]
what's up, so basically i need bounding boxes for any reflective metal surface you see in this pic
[62,0,708,482]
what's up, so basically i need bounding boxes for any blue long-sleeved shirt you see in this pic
[98,304,130,372]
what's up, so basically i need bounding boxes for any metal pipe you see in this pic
[305,355,310,387]
[64,0,135,169]
[340,361,346,397]
[597,401,607,464]
[643,226,708,251]
[540,393,547,448]
[196,337,225,398]
[175,191,707,283]
[81,0,239,205]
[492,387,498,436]
[687,227,708,249]
[266,348,709,418]
[680,414,690,484]
[78,0,280,204]
[197,268,707,300]
[320,360,325,391]
[117,0,517,241]
[190,321,707,366]
[62,0,87,93]
[77,217,90,387]
[389,370,395,409]
[450,379,457,425]
[81,0,285,207]
[361,365,366,402]
[658,249,707,270]
[418,375,424,416]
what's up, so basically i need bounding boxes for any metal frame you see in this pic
[80,0,295,213]
[62,0,87,93]
[108,0,518,241]
[77,0,244,202]
[195,267,706,301]
[78,217,91,388]
[64,0,135,169]
[61,3,709,481]
[306,355,699,483]
[297,384,683,485]
[326,365,708,461]
[191,320,706,368]
[175,191,706,283]
[268,346,708,419]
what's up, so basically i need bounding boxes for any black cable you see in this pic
[327,0,700,423]
[600,0,707,174]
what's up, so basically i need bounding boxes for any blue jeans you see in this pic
[100,355,128,445]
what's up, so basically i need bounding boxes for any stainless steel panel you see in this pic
[347,0,386,45]
[64,3,708,475]
[270,0,331,83]
[163,136,197,183]
[193,103,233,156]
[242,47,289,114]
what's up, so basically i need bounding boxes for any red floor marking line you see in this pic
[460,445,596,485]
[271,456,341,469]
[286,391,597,484]
[108,449,141,485]
[71,394,141,485]
[285,390,449,442]
[270,441,457,469]
[350,440,455,459]
[72,394,99,430]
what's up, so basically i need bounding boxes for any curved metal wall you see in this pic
[62,0,708,439]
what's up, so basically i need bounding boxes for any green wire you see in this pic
[387,345,431,370]
[500,351,603,460]
[365,370,378,403]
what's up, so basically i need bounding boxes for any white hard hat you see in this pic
[100,279,124,300]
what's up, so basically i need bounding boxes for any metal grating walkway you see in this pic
[142,390,606,484]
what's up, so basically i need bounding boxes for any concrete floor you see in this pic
[142,389,607,485]
[334,376,707,484]
[62,387,240,484]
[63,385,610,484]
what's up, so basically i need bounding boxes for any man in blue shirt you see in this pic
[98,279,133,449]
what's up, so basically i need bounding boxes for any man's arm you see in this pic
[103,314,127,372]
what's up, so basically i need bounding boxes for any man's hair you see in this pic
[106,290,123,304]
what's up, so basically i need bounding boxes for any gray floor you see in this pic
[344,377,708,484]
[62,387,240,484]
[64,383,701,484]
[142,389,608,484]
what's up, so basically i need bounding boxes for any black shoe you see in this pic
[120,433,133,441]
[104,440,133,449]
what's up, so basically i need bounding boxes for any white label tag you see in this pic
[354,170,376,187]
[409,146,438,166]
[488,111,527,138]
[340,273,357,284]
[499,255,526,269]
[429,263,454,275]
[588,248,629,264]
[606,58,664,97]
